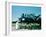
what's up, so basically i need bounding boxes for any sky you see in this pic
[12,6,41,21]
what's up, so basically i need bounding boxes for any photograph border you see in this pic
[5,1,43,35]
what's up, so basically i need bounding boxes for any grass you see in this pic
[12,22,41,30]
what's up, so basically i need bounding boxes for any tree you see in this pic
[21,13,25,18]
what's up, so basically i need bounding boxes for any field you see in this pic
[12,22,41,30]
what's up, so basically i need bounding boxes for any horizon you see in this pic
[12,6,41,21]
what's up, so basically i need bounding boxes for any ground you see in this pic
[12,22,41,31]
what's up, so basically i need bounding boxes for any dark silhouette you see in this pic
[12,13,41,29]
[19,13,41,24]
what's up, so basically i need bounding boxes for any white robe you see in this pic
[16,22,19,29]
